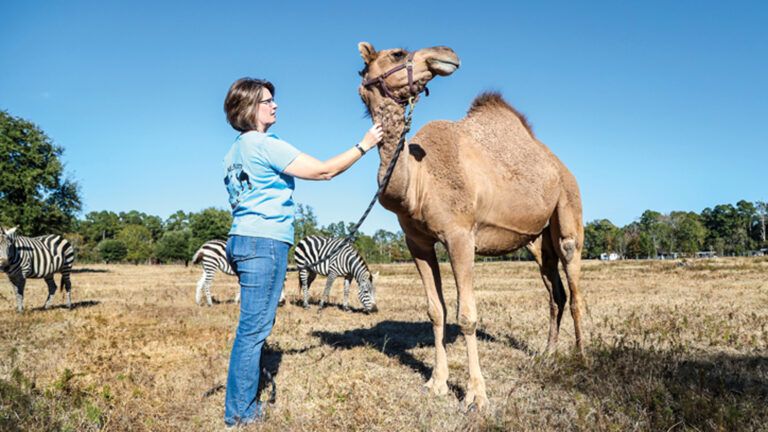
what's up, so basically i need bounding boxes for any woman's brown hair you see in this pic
[224,78,275,132]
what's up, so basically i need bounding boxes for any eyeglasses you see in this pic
[259,98,276,105]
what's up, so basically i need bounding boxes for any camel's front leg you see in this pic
[446,231,488,411]
[406,237,448,396]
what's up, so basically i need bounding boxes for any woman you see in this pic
[222,77,382,426]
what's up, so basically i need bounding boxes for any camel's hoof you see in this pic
[423,378,449,396]
[462,392,489,413]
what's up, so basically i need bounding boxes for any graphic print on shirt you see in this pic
[224,163,253,209]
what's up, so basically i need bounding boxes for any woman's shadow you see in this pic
[311,320,535,400]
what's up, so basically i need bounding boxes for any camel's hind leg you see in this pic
[550,202,586,355]
[528,228,567,355]
[405,235,449,397]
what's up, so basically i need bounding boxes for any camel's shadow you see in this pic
[311,320,535,400]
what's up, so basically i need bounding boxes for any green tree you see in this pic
[756,201,767,247]
[583,219,621,259]
[353,233,377,263]
[98,239,127,263]
[77,211,122,243]
[639,210,673,255]
[155,230,192,264]
[701,203,750,255]
[321,221,348,238]
[0,111,81,235]
[669,211,707,255]
[116,224,153,263]
[188,207,232,254]
[293,204,320,244]
[372,229,397,263]
[164,210,190,232]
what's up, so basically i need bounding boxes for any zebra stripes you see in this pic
[191,240,238,306]
[0,227,75,312]
[191,239,286,306]
[294,235,377,312]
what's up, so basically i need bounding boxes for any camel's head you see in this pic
[358,42,460,108]
[0,227,18,270]
[358,270,379,313]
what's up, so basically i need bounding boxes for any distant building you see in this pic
[600,252,620,261]
[696,251,717,258]
[657,252,680,260]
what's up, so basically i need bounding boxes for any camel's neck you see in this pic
[370,100,410,207]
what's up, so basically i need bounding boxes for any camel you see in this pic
[356,42,585,411]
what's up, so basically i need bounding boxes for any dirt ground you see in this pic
[1,258,766,431]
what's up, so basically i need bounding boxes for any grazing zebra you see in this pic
[0,227,74,313]
[191,240,286,306]
[192,240,238,306]
[294,235,377,312]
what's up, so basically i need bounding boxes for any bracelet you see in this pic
[354,143,366,156]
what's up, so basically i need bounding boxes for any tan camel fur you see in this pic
[357,42,585,411]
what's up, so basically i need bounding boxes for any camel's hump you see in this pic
[467,92,535,138]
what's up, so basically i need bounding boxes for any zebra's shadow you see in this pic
[311,320,535,400]
[29,300,100,312]
[287,298,371,315]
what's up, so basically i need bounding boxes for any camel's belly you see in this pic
[474,225,539,256]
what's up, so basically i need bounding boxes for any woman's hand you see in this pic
[360,123,383,152]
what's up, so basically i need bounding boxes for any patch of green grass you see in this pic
[0,367,107,432]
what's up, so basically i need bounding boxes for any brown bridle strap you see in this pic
[361,51,429,105]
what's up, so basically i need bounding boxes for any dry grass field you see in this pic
[1,257,767,431]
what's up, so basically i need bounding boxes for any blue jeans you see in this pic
[224,235,289,426]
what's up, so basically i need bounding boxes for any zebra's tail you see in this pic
[286,265,298,273]
[191,249,204,265]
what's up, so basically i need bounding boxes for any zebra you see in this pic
[0,227,74,313]
[293,235,378,312]
[191,240,286,306]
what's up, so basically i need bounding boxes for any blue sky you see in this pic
[1,1,766,234]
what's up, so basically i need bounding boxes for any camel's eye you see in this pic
[391,51,406,61]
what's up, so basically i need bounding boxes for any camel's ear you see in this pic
[358,42,377,65]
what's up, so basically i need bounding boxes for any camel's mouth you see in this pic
[428,58,460,76]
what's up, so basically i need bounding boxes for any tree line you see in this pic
[64,206,416,264]
[2,110,765,264]
[584,201,767,259]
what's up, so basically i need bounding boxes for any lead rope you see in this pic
[293,97,417,272]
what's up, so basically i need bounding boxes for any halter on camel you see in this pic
[361,51,429,105]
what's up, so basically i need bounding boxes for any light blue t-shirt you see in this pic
[223,131,302,244]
